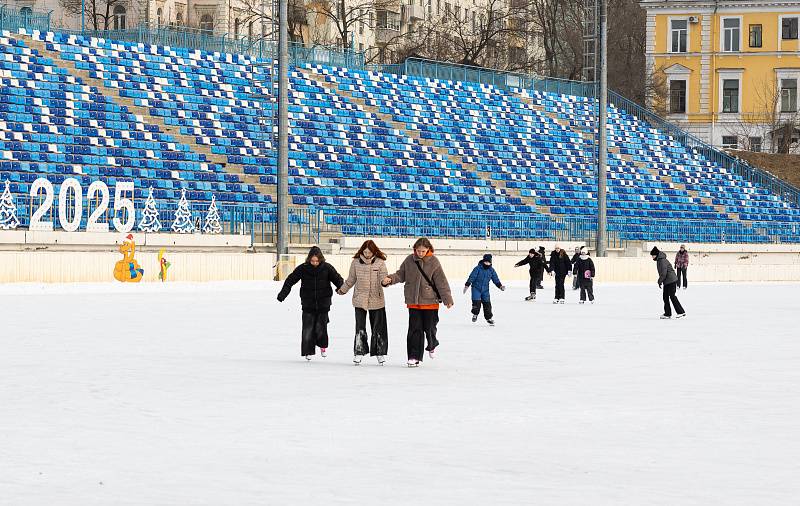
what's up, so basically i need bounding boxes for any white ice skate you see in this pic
[428,349,436,359]
[660,314,672,319]
[407,359,419,367]
[675,313,687,319]
[559,299,565,304]
[552,299,558,304]
[304,355,312,361]
[525,293,536,301]
[320,348,327,357]
[579,300,585,304]
[353,355,363,365]
[377,355,386,365]
[487,319,495,326]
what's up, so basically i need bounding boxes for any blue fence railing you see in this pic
[0,5,51,33]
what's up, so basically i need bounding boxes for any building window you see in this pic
[176,11,184,25]
[721,136,738,149]
[113,5,127,30]
[248,21,254,38]
[749,24,762,47]
[749,137,762,152]
[670,19,688,53]
[436,0,440,15]
[669,80,687,113]
[200,14,214,32]
[234,18,240,37]
[359,10,364,34]
[782,17,798,39]
[781,79,797,112]
[722,79,739,113]
[723,18,740,52]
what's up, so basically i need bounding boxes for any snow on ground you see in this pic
[1,281,799,505]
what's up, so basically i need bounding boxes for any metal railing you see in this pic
[0,4,51,33]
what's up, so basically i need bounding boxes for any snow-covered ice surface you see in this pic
[1,281,799,505]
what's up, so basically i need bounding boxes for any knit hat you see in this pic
[529,248,536,254]
[482,254,493,263]
[650,246,660,256]
[580,246,588,255]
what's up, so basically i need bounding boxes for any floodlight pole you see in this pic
[276,0,289,256]
[596,0,608,257]
[81,0,85,32]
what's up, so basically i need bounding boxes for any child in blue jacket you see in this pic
[463,254,505,325]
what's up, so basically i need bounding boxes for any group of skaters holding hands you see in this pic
[277,239,687,366]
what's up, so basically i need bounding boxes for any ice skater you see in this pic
[337,240,390,366]
[674,244,689,289]
[515,248,545,301]
[382,238,453,368]
[463,254,505,325]
[570,246,582,290]
[547,245,572,304]
[572,246,595,304]
[277,246,344,360]
[537,246,547,289]
[651,246,686,319]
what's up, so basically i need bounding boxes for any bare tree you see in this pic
[59,0,127,31]
[727,77,800,153]
[231,0,310,44]
[312,0,395,49]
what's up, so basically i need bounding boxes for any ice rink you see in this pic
[1,280,799,505]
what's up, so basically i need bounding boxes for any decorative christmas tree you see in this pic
[0,180,20,230]
[203,195,222,234]
[138,187,161,233]
[171,189,195,234]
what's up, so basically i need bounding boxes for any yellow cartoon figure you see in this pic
[114,233,144,283]
[158,248,171,282]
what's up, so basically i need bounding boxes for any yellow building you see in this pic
[641,0,800,151]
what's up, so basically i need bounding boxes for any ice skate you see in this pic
[377,355,386,365]
[675,313,686,319]
[320,348,327,358]
[353,355,363,365]
[552,299,558,304]
[304,355,312,361]
[579,300,585,304]
[487,319,495,326]
[428,349,436,359]
[559,299,565,304]
[525,293,536,301]
[590,300,595,304]
[407,359,419,368]
[660,314,672,319]
[471,314,478,323]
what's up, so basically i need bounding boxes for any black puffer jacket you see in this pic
[277,262,344,312]
[573,256,596,280]
[515,253,545,278]
[547,251,572,277]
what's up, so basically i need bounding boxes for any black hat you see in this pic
[650,246,660,256]
[528,248,536,254]
[482,254,493,263]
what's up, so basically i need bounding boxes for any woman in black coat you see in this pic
[547,246,572,303]
[572,246,595,303]
[277,246,344,360]
[515,248,545,301]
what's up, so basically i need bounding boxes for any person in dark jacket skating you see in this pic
[277,246,345,359]
[571,246,582,290]
[464,254,505,325]
[674,244,689,289]
[536,246,546,289]
[572,246,595,304]
[515,248,545,301]
[651,246,686,319]
[547,245,572,303]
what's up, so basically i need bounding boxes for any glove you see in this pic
[463,286,469,294]
[499,285,506,291]
[658,282,662,289]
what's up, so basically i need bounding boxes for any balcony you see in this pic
[375,9,401,42]
[402,4,425,22]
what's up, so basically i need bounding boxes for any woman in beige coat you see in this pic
[337,240,390,365]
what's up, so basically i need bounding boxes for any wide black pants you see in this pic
[407,308,439,362]
[662,282,685,317]
[471,299,493,320]
[554,274,567,300]
[528,276,538,295]
[676,267,688,288]
[301,310,329,356]
[354,307,388,356]
[579,279,594,301]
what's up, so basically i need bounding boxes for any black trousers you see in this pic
[554,274,567,300]
[579,279,594,301]
[662,282,685,317]
[529,276,537,295]
[354,307,388,356]
[301,310,329,356]
[471,299,493,320]
[407,308,439,361]
[676,267,688,288]
[572,276,580,290]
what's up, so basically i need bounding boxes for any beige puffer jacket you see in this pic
[339,255,388,310]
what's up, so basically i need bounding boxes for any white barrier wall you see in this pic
[2,249,799,283]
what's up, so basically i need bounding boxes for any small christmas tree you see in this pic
[171,189,195,234]
[138,187,161,233]
[203,195,222,234]
[0,180,20,230]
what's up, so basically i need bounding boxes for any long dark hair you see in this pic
[353,240,387,260]
[306,246,325,264]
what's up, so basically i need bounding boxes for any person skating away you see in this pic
[515,248,545,301]
[651,246,686,319]
[674,244,689,289]
[464,254,505,325]
[573,246,595,304]
[536,246,547,289]
[337,240,389,366]
[382,238,454,368]
[277,246,344,360]
[547,245,572,304]
[571,246,582,290]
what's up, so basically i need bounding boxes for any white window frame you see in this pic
[720,16,743,53]
[718,70,743,116]
[668,16,690,53]
[776,69,800,115]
